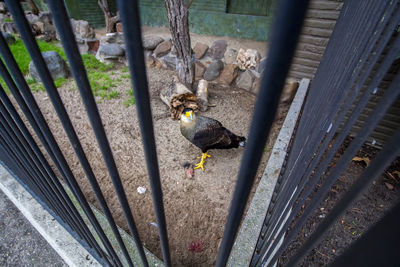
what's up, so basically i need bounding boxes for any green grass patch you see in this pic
[3,37,119,103]
[4,18,13,23]
[121,66,129,73]
[124,89,135,107]
[81,54,114,72]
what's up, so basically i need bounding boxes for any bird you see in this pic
[180,108,246,171]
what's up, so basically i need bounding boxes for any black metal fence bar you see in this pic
[257,33,400,265]
[115,0,172,266]
[267,71,400,266]
[0,57,111,264]
[0,112,97,245]
[251,0,374,263]
[251,0,400,265]
[214,0,310,265]
[270,0,386,224]
[255,1,375,249]
[46,1,149,266]
[330,199,400,267]
[5,2,124,265]
[254,4,400,263]
[0,82,96,249]
[287,126,400,266]
[0,13,115,267]
[7,1,135,265]
[0,109,76,231]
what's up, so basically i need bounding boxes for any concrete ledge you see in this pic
[0,164,164,267]
[0,165,101,267]
[228,78,310,266]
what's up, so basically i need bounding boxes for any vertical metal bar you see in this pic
[330,200,400,267]
[256,5,400,262]
[6,2,134,265]
[45,1,149,266]
[287,127,400,266]
[0,85,97,249]
[0,111,77,231]
[215,0,310,265]
[114,0,171,265]
[267,73,400,266]
[0,25,114,267]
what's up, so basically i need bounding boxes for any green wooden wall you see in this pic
[64,0,273,41]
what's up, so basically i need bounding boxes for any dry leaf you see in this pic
[387,172,399,182]
[352,156,370,166]
[392,171,400,178]
[385,182,394,190]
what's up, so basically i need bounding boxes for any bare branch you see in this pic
[185,0,194,9]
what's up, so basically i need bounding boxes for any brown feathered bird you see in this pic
[180,108,246,171]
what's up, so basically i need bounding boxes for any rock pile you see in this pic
[143,37,266,94]
[0,9,99,53]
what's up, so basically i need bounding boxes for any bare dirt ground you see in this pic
[24,64,288,266]
[279,138,400,266]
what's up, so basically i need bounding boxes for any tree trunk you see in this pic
[26,0,39,15]
[98,0,120,33]
[164,0,194,89]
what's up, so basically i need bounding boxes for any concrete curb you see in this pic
[0,164,164,267]
[228,78,310,266]
[0,165,101,267]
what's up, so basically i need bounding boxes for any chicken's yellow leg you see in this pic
[194,152,211,171]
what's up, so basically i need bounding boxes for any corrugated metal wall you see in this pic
[288,0,399,147]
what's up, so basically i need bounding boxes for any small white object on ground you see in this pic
[137,186,146,194]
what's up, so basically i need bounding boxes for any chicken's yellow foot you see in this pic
[194,152,211,171]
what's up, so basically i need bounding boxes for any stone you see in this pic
[235,69,254,91]
[87,39,100,52]
[199,56,213,68]
[193,42,208,60]
[162,54,177,70]
[74,37,99,54]
[31,23,42,36]
[209,40,227,60]
[195,61,206,79]
[251,77,261,94]
[70,19,95,39]
[34,21,44,34]
[38,12,53,25]
[96,43,125,62]
[101,32,125,44]
[2,23,18,34]
[153,40,172,57]
[146,55,155,68]
[0,3,7,13]
[142,35,164,50]
[257,57,267,73]
[2,32,15,45]
[218,64,238,86]
[37,34,53,42]
[116,22,123,32]
[25,14,39,24]
[29,51,69,82]
[224,48,238,65]
[203,60,224,81]
[237,48,261,70]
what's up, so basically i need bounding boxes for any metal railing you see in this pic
[0,0,399,266]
